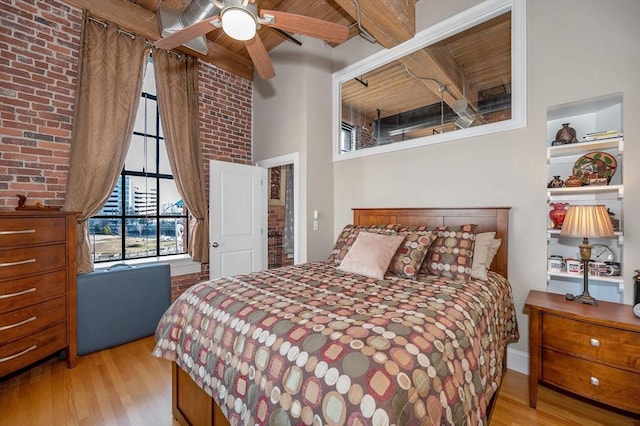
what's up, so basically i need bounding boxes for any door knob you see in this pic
[211,242,219,248]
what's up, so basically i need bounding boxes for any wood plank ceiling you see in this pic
[59,0,511,130]
[61,0,417,80]
[341,12,512,126]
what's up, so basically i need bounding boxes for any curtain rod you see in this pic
[87,15,181,58]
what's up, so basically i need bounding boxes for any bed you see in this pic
[153,207,519,425]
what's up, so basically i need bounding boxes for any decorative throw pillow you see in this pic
[471,232,496,281]
[423,224,478,281]
[390,228,435,280]
[337,232,406,279]
[327,224,401,266]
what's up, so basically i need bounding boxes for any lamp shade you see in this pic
[560,205,614,238]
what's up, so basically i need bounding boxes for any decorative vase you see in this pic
[564,175,583,187]
[547,175,564,188]
[549,202,568,229]
[555,123,577,144]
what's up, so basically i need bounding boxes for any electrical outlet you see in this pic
[313,220,318,231]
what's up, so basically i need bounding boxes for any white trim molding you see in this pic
[507,347,529,375]
[94,254,201,277]
[332,0,526,161]
[256,152,303,264]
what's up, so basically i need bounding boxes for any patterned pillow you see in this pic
[327,224,400,266]
[422,224,478,281]
[390,227,436,279]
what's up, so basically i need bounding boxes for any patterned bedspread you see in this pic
[153,262,519,425]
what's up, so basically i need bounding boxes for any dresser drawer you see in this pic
[542,348,640,414]
[0,244,67,280]
[0,217,66,247]
[0,296,66,345]
[0,322,66,377]
[543,314,640,371]
[0,270,66,313]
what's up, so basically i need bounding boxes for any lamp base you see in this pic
[574,292,598,305]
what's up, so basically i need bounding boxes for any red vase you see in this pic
[549,202,568,229]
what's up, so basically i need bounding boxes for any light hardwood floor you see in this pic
[1,336,638,426]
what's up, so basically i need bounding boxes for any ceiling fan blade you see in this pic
[154,16,220,50]
[245,35,275,80]
[260,10,349,44]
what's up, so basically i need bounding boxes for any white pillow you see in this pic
[471,232,496,280]
[486,238,502,267]
[337,232,406,279]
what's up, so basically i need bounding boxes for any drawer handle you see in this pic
[0,287,36,299]
[0,316,36,331]
[590,338,600,347]
[0,345,37,364]
[0,229,36,235]
[0,258,36,268]
[590,376,600,386]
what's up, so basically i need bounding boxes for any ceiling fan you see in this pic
[154,0,350,80]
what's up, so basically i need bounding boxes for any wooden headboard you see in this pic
[353,207,510,278]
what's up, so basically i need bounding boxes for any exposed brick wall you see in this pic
[1,1,253,298]
[268,204,293,268]
[269,205,285,232]
[170,272,200,302]
[0,0,82,208]
[268,204,284,268]
[199,61,252,204]
[197,61,253,286]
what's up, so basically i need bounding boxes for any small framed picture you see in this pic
[589,177,608,186]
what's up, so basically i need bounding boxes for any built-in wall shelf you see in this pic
[547,138,623,160]
[546,271,624,284]
[547,228,623,244]
[545,93,625,304]
[547,184,623,199]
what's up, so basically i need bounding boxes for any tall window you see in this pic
[89,59,188,262]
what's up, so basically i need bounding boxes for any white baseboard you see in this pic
[506,347,529,375]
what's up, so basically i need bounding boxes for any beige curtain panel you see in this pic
[153,50,209,263]
[64,15,149,273]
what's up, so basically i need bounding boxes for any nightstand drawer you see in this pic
[0,217,66,247]
[0,244,67,280]
[0,296,66,345]
[543,314,640,371]
[0,270,66,313]
[542,349,640,414]
[0,322,67,377]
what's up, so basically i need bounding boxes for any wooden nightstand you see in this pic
[525,290,640,415]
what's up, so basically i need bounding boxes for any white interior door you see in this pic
[210,160,266,279]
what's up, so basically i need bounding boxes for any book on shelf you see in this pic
[580,130,623,141]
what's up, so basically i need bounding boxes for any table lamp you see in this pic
[560,204,614,305]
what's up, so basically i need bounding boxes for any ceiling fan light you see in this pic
[221,7,256,41]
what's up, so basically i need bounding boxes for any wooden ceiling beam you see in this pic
[400,47,478,112]
[332,0,416,48]
[59,0,255,80]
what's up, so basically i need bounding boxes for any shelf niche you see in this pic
[545,93,624,303]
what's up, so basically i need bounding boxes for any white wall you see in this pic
[253,37,336,261]
[253,0,640,368]
[332,0,640,364]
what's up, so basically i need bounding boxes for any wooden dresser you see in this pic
[525,290,640,415]
[0,210,77,377]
